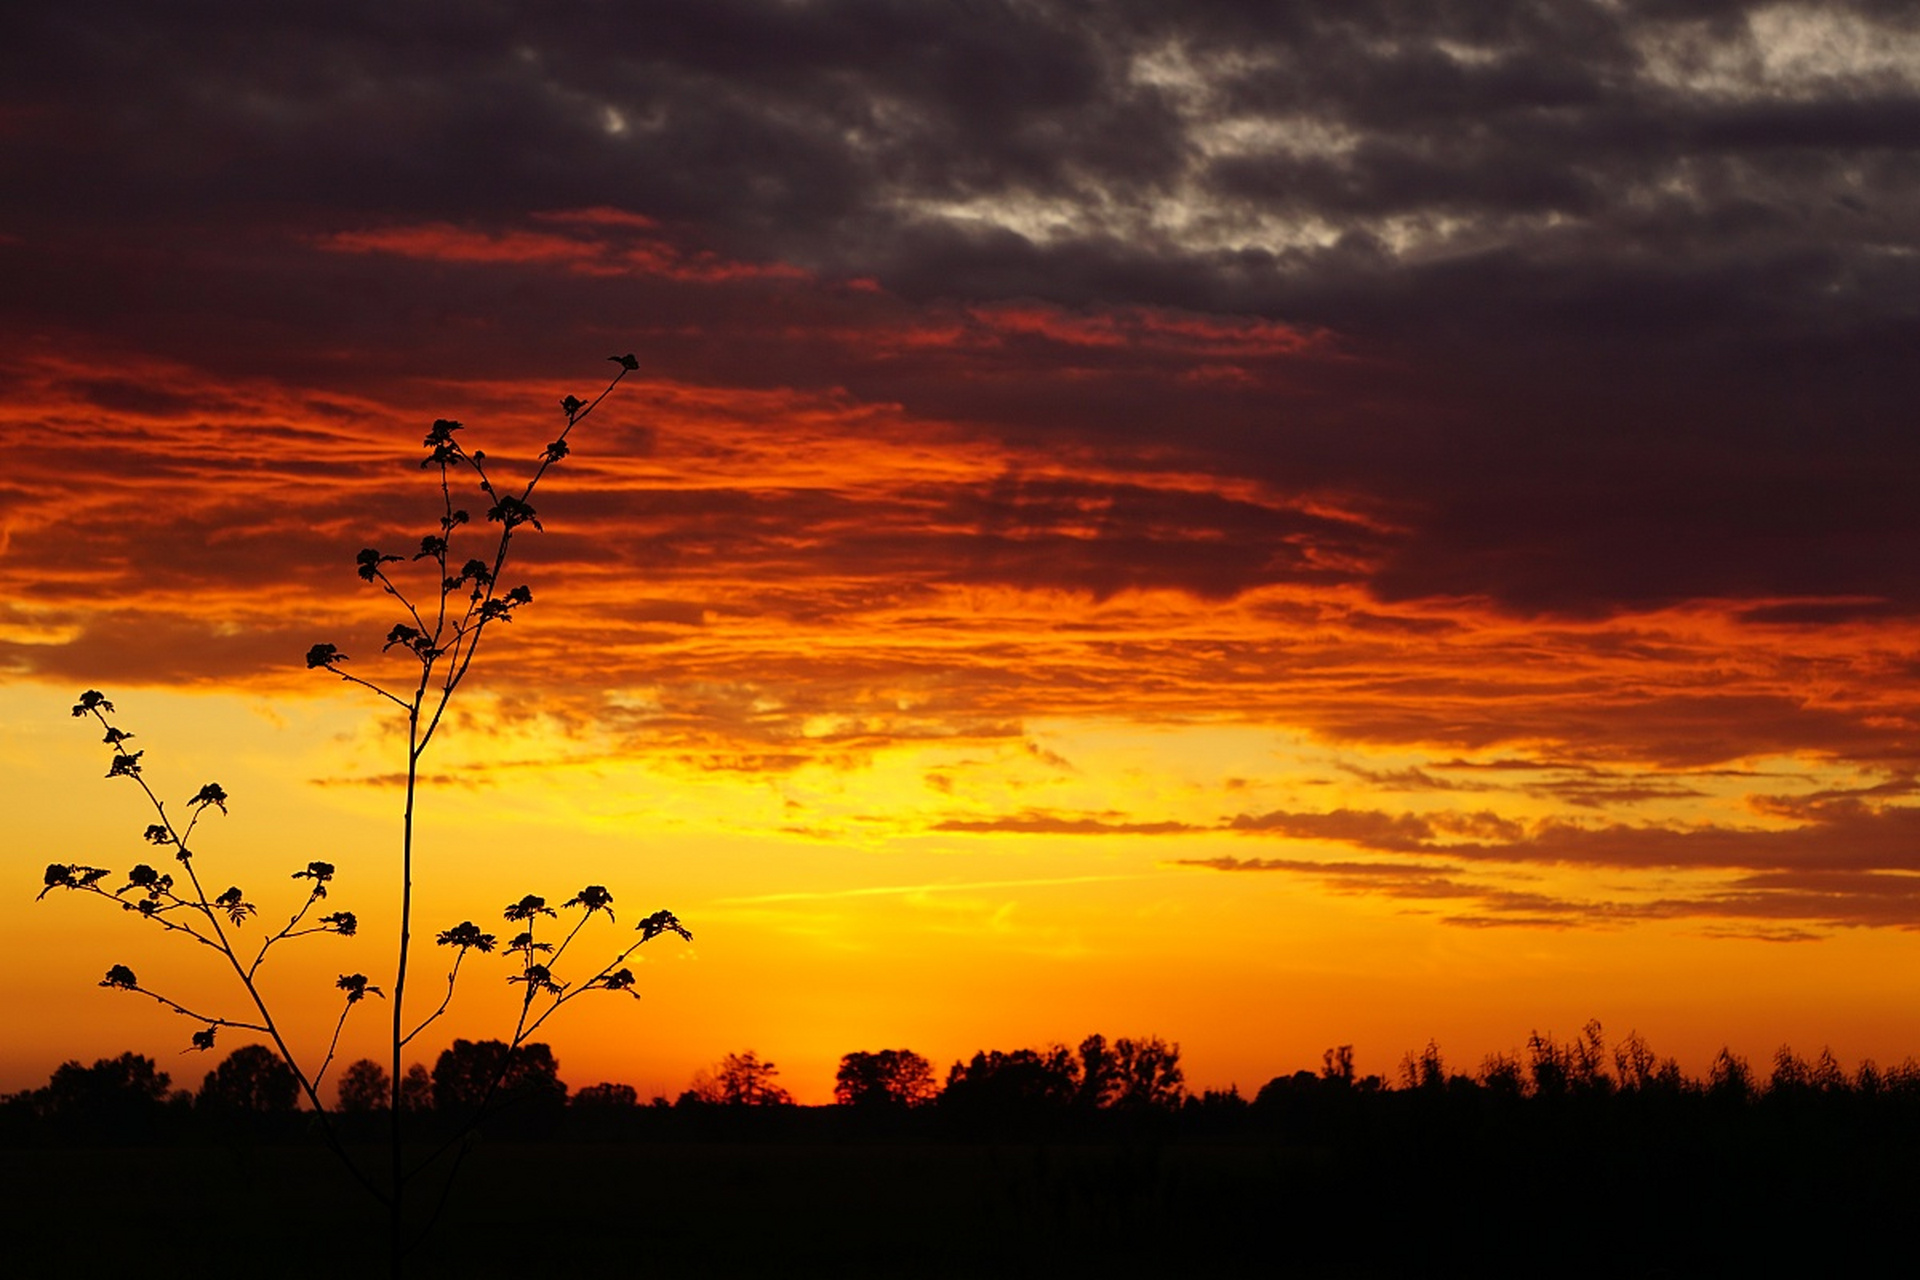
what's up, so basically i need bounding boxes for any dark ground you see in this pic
[6,1123,1907,1279]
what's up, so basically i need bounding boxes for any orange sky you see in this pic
[7,4,1920,1103]
[6,314,1918,1101]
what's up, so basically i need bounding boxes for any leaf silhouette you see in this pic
[71,689,115,717]
[355,547,402,582]
[336,973,384,1003]
[306,642,347,669]
[637,909,693,943]
[214,886,256,925]
[563,884,615,921]
[503,894,556,923]
[436,921,497,952]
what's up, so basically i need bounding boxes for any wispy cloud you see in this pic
[714,873,1149,906]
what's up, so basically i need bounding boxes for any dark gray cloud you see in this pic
[4,0,1918,616]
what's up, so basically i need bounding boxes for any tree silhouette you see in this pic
[1107,1035,1185,1110]
[430,1038,567,1118]
[688,1051,792,1106]
[573,1082,640,1109]
[31,1052,174,1138]
[834,1049,938,1108]
[1075,1034,1121,1108]
[399,1063,433,1113]
[1709,1047,1756,1103]
[337,1058,391,1113]
[199,1043,299,1113]
[941,1046,1079,1127]
[1321,1044,1356,1085]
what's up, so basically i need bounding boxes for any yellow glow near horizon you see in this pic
[10,672,1918,1106]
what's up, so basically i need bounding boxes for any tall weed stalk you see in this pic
[40,356,688,1273]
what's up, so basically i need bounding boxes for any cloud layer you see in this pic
[5,1,1919,936]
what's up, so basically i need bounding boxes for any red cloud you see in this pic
[315,209,808,283]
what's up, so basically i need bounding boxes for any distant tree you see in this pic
[941,1045,1079,1120]
[1885,1058,1920,1095]
[573,1082,640,1109]
[1321,1044,1356,1086]
[1109,1035,1184,1109]
[1810,1047,1848,1093]
[199,1044,298,1112]
[431,1038,567,1116]
[36,1052,173,1132]
[1479,1051,1525,1099]
[1770,1045,1812,1095]
[1526,1030,1571,1098]
[1613,1029,1659,1091]
[834,1049,938,1108]
[688,1050,792,1106]
[1708,1047,1754,1103]
[1399,1040,1447,1092]
[1253,1070,1321,1108]
[337,1058,390,1113]
[400,1062,433,1112]
[1569,1020,1612,1094]
[1187,1085,1248,1114]
[1076,1034,1120,1108]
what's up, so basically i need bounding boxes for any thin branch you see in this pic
[250,887,328,978]
[314,991,380,1091]
[399,947,473,1049]
[119,982,268,1034]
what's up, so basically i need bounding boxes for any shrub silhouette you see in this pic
[36,357,690,1274]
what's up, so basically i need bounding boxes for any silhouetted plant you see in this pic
[37,356,691,1274]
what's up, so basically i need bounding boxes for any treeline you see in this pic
[9,1022,1920,1145]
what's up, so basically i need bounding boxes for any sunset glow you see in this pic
[6,1,1919,1105]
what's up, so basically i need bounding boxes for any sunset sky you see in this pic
[5,1,1920,1104]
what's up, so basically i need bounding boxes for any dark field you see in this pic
[8,1123,1909,1279]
